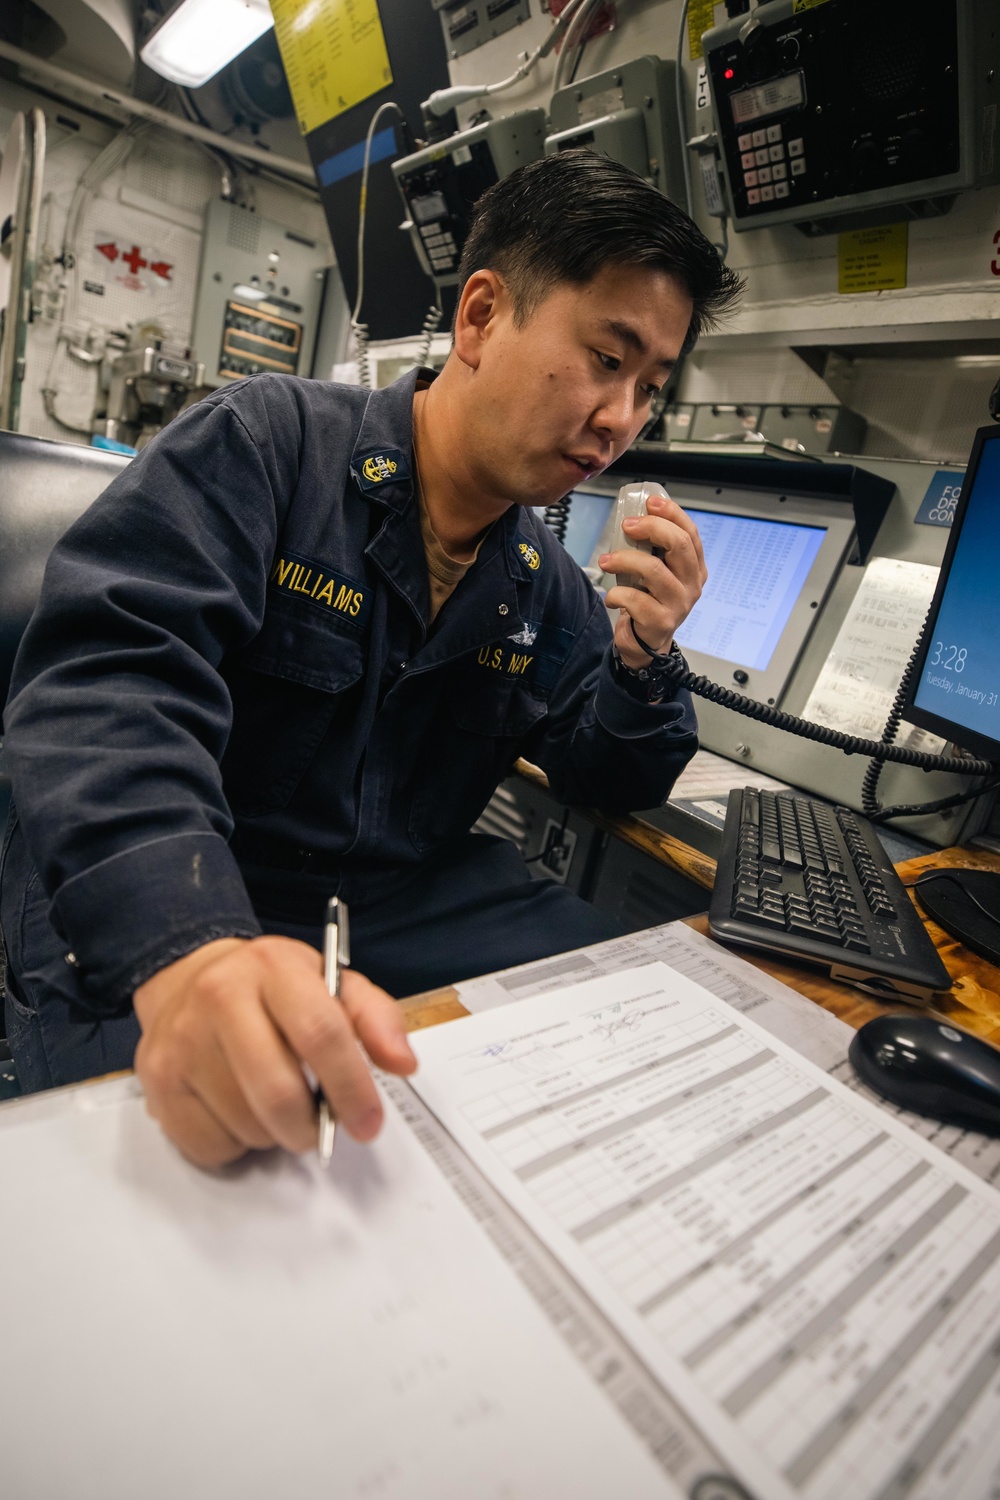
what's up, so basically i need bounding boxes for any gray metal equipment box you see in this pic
[546,55,685,206]
[432,0,531,61]
[192,200,329,388]
[703,0,1000,234]
[392,111,546,287]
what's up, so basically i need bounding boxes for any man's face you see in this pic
[462,261,694,509]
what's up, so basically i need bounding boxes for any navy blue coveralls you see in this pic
[1,370,698,1090]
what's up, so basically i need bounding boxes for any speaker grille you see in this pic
[225,206,261,255]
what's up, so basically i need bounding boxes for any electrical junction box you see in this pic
[432,0,531,61]
[704,0,1000,235]
[546,56,685,206]
[665,402,866,456]
[392,110,546,288]
[191,200,329,388]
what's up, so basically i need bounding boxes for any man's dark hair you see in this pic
[456,149,743,353]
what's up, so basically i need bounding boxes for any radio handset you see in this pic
[609,481,670,592]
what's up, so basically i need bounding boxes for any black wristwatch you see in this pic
[610,637,688,703]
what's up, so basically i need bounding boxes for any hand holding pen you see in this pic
[133,922,417,1170]
[317,896,350,1164]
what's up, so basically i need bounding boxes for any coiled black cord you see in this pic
[657,656,997,777]
[859,607,935,817]
[543,497,571,544]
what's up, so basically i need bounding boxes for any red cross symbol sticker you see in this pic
[122,245,147,275]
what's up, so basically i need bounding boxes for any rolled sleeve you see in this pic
[50,831,262,1011]
[592,649,699,740]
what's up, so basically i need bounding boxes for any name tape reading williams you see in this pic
[269,552,371,626]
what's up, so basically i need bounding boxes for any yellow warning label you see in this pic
[688,0,719,61]
[271,0,393,137]
[792,0,831,11]
[838,223,909,295]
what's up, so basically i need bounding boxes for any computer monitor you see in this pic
[552,490,616,570]
[905,424,1000,761]
[902,424,1000,962]
[673,507,826,674]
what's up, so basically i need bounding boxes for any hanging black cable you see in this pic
[860,604,936,818]
[543,498,571,544]
[651,653,998,776]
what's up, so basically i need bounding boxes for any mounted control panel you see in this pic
[392,111,545,287]
[192,200,328,387]
[703,0,1000,234]
[546,56,685,207]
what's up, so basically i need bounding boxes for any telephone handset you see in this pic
[609,480,670,592]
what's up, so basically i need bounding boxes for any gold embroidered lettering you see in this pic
[349,590,363,617]
[477,647,490,665]
[509,653,533,675]
[491,648,503,669]
[273,558,295,587]
[310,573,324,598]
[316,579,335,606]
[333,584,353,613]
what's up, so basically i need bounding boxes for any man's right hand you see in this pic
[133,935,416,1169]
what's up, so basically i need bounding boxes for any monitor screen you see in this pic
[674,508,826,672]
[907,429,1000,757]
[540,490,615,570]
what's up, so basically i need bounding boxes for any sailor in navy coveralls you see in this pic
[1,151,741,1165]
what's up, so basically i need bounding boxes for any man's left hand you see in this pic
[598,492,707,669]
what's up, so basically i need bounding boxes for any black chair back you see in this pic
[0,432,130,709]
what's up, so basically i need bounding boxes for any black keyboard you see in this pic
[708,788,952,1004]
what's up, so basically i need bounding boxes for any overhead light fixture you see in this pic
[140,0,274,89]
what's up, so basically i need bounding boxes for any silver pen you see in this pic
[318,896,350,1165]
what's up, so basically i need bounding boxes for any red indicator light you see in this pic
[724,67,735,79]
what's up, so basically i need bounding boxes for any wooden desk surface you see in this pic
[400,838,1000,1046]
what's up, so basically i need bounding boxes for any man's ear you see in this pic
[453,269,508,370]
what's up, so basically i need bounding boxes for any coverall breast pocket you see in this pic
[408,675,547,854]
[220,607,365,817]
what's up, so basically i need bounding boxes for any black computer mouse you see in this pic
[849,1013,1000,1134]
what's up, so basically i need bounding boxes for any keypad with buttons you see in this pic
[738,118,806,207]
[419,222,458,271]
